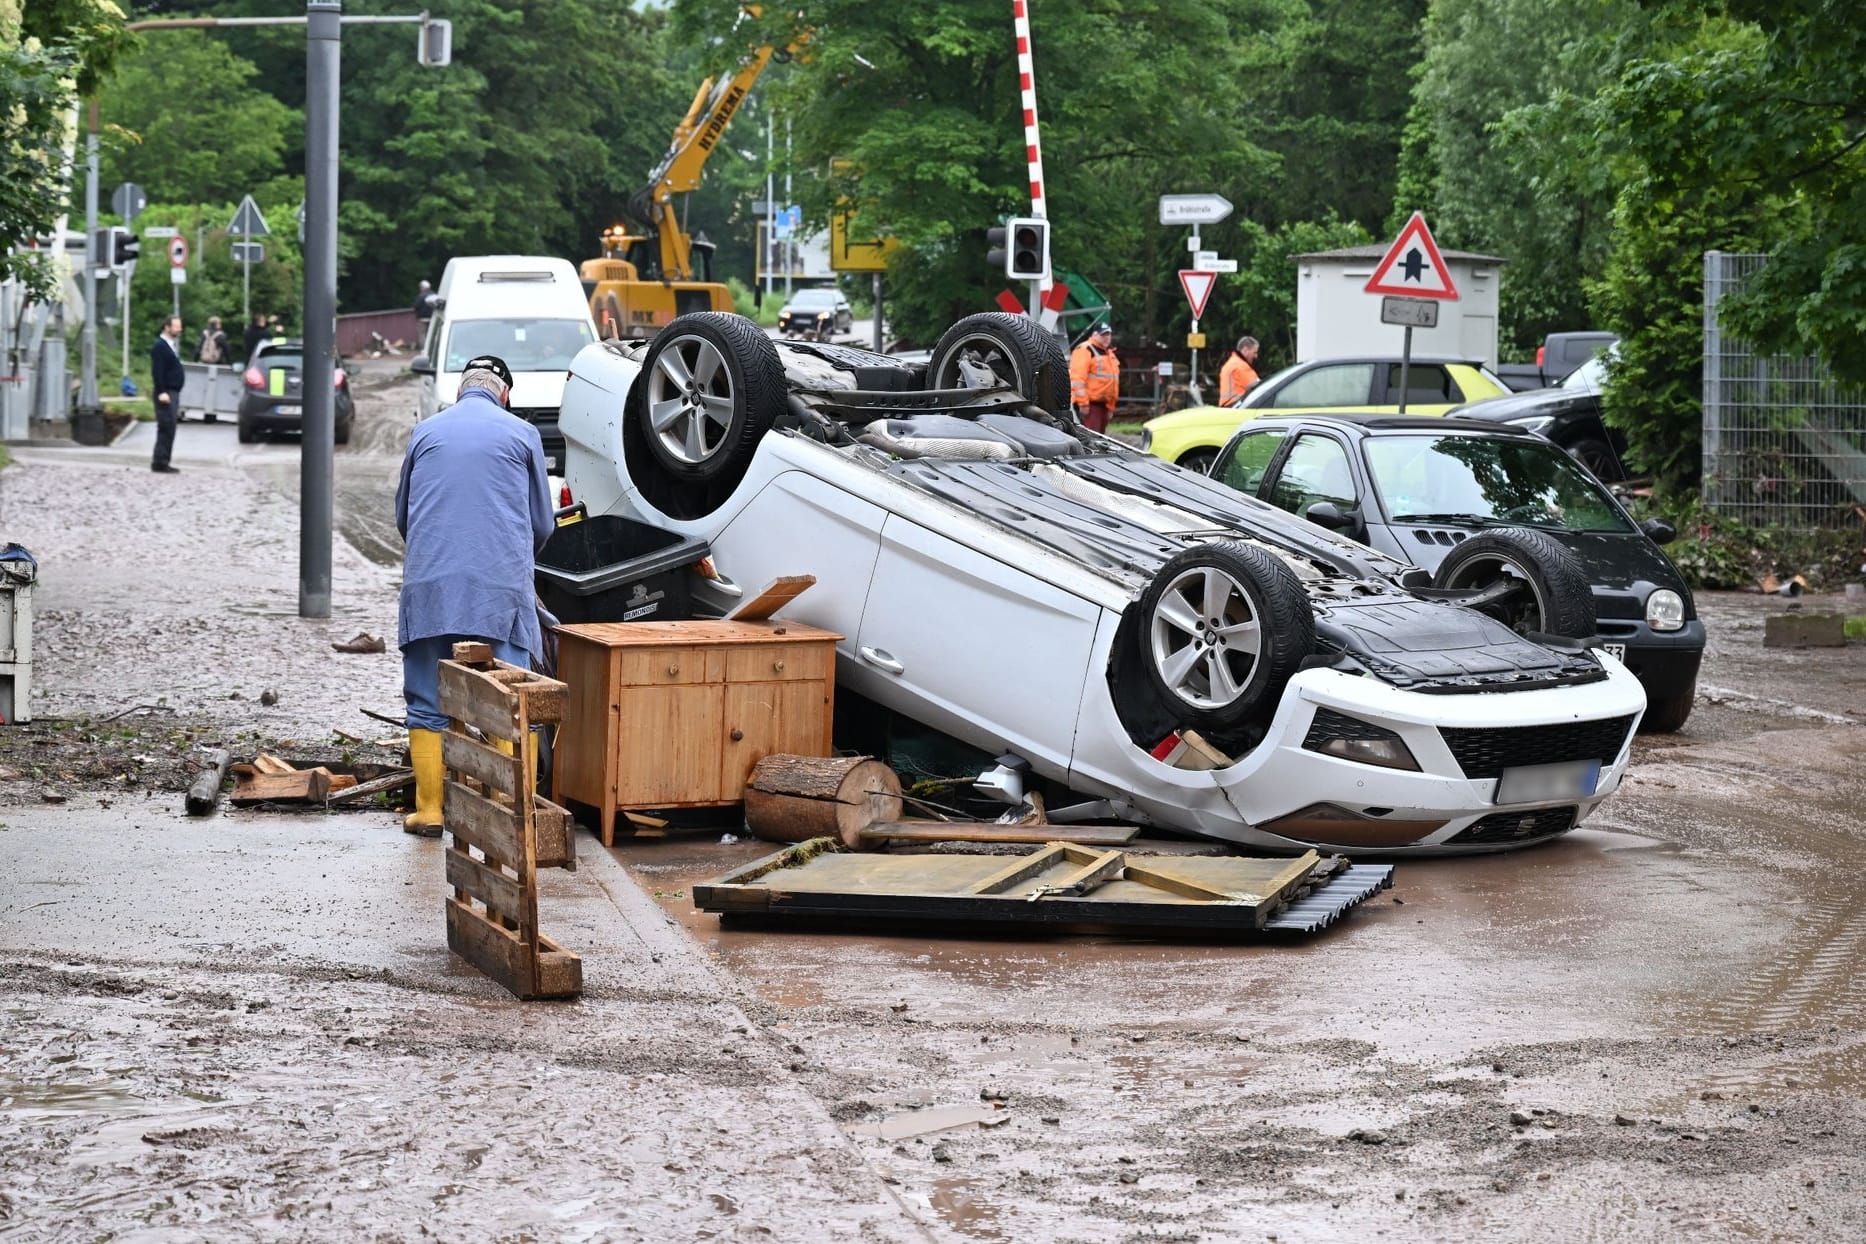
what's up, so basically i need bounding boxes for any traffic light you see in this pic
[987,217,1049,281]
[112,227,139,266]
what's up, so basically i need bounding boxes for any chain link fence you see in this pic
[1703,251,1866,527]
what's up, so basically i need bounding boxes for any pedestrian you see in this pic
[414,279,437,325]
[196,316,230,365]
[243,310,269,363]
[1219,335,1261,408]
[394,355,554,836]
[1070,322,1120,433]
[149,315,185,474]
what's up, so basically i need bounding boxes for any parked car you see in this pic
[236,338,354,444]
[1493,331,1618,392]
[1210,412,1701,731]
[1141,355,1510,474]
[1455,351,1627,481]
[557,312,1647,856]
[777,287,854,340]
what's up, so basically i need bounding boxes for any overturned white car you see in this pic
[557,312,1646,855]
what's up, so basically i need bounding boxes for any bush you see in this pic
[1628,491,1864,591]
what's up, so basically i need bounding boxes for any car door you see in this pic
[1212,426,1289,496]
[1375,362,1456,412]
[856,517,1099,773]
[1263,431,1362,529]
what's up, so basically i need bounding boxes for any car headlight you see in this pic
[1301,708,1420,771]
[1647,589,1685,632]
[1510,415,1557,435]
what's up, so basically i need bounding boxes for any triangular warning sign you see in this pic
[1364,212,1458,301]
[1178,269,1218,319]
[228,194,270,238]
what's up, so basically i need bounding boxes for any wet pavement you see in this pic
[2,370,1865,1240]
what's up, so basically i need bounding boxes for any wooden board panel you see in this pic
[723,642,831,685]
[556,619,842,648]
[446,848,523,923]
[534,795,575,871]
[720,680,834,797]
[438,661,521,743]
[446,897,534,997]
[442,729,524,799]
[443,780,524,868]
[551,635,614,815]
[726,574,817,622]
[614,683,726,807]
[858,822,1139,847]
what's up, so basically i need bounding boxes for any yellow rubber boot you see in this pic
[404,728,445,836]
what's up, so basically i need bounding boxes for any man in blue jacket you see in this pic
[149,315,186,473]
[394,355,555,834]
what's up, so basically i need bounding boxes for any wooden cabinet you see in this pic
[553,619,841,844]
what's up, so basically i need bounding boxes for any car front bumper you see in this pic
[1594,618,1705,702]
[1071,655,1649,856]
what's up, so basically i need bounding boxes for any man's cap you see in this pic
[1091,322,1112,335]
[462,355,514,388]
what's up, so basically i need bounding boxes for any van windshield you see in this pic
[444,318,594,373]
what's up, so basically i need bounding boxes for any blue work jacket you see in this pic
[395,389,555,659]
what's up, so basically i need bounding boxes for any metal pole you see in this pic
[1186,222,1201,404]
[872,273,883,352]
[300,1,340,619]
[120,265,132,383]
[78,102,100,416]
[1397,324,1413,415]
[764,110,774,299]
[783,116,792,299]
[242,243,251,324]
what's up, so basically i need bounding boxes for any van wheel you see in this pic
[1136,541,1313,732]
[1434,529,1596,640]
[926,313,1070,414]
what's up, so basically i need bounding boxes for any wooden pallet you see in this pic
[438,642,582,1001]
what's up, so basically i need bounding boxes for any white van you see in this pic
[413,256,598,476]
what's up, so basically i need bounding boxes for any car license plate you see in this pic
[274,403,301,415]
[1601,643,1626,661]
[1496,759,1600,804]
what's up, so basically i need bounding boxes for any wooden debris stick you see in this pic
[324,768,414,805]
[965,842,1072,895]
[230,765,332,805]
[743,754,903,848]
[252,752,295,776]
[855,821,1140,848]
[184,749,233,817]
[726,574,816,622]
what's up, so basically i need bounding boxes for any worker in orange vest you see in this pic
[1070,323,1119,432]
[1219,335,1261,408]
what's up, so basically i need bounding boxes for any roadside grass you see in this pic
[1846,614,1866,641]
[0,444,11,469]
[1108,420,1146,437]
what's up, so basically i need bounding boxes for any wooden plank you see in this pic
[1255,850,1327,907]
[1119,860,1243,904]
[445,897,534,998]
[324,768,414,805]
[534,933,584,999]
[555,619,842,648]
[446,848,523,922]
[437,661,520,743]
[443,780,523,868]
[726,574,818,622]
[857,822,1139,847]
[441,728,524,798]
[534,795,576,871]
[451,641,494,664]
[252,752,295,775]
[965,843,1070,895]
[516,681,566,726]
[1039,848,1126,898]
[230,766,331,805]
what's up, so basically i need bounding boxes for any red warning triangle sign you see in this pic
[1364,212,1459,301]
[1178,269,1217,319]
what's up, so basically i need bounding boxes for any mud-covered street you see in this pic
[2,369,1864,1242]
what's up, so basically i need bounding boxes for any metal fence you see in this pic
[1703,251,1866,526]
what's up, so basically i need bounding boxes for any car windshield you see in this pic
[788,290,839,309]
[255,350,302,371]
[443,318,594,372]
[1366,434,1634,533]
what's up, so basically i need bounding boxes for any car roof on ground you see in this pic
[1246,412,1537,434]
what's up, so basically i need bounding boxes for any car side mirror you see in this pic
[1304,500,1358,532]
[1640,516,1677,545]
[410,354,434,377]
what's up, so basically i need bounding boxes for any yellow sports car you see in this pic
[1142,355,1510,473]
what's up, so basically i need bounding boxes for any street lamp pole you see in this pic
[77,102,100,420]
[300,0,341,619]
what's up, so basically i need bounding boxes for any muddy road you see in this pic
[3,369,1865,1241]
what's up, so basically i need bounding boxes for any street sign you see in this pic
[232,242,266,264]
[1178,269,1218,319]
[170,267,186,286]
[1380,296,1439,329]
[168,236,189,268]
[829,206,899,273]
[1158,194,1234,226]
[1364,212,1459,300]
[229,194,270,238]
[111,182,147,224]
[1194,254,1238,274]
[143,225,178,239]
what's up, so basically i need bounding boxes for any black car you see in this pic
[237,338,355,444]
[1210,413,1704,731]
[1454,353,1628,481]
[776,287,853,340]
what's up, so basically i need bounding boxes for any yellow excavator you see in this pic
[582,21,809,339]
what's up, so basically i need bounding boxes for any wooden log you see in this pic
[856,821,1140,848]
[324,768,414,805]
[230,765,332,805]
[743,754,903,848]
[184,749,233,817]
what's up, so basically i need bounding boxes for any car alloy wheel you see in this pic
[933,331,1025,392]
[1148,564,1265,710]
[644,332,737,465]
[1437,553,1550,635]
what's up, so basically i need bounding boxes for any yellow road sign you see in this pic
[830,207,899,273]
[1186,332,1207,350]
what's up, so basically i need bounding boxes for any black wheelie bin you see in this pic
[534,511,712,625]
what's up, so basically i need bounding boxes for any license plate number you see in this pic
[1496,759,1600,804]
[274,403,301,414]
[1601,643,1626,661]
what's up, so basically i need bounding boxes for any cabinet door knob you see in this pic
[730,728,744,742]
[772,659,785,673]
[666,664,679,676]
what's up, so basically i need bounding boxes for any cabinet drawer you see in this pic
[724,643,830,684]
[615,647,723,687]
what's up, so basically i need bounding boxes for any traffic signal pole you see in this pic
[301,0,341,619]
[1010,0,1054,330]
[77,101,100,421]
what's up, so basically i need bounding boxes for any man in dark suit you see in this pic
[149,315,186,474]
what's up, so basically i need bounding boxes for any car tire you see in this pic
[334,418,352,445]
[1565,436,1621,481]
[926,312,1070,414]
[1639,686,1695,734]
[1135,541,1314,733]
[625,312,788,518]
[1432,529,1596,640]
[236,415,257,444]
[1176,448,1217,476]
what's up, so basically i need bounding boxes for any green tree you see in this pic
[98,29,296,205]
[1219,215,1373,372]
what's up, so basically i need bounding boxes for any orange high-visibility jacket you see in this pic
[1219,353,1260,407]
[1070,342,1119,406]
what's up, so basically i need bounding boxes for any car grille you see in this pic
[1448,805,1579,846]
[1440,714,1635,780]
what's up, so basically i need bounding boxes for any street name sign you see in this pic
[229,194,271,238]
[1158,194,1234,226]
[143,226,178,239]
[1380,296,1439,328]
[1194,253,1239,274]
[1178,269,1218,319]
[1364,212,1458,300]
